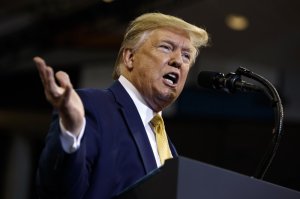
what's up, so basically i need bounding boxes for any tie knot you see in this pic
[151,114,164,128]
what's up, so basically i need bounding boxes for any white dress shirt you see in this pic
[59,75,162,167]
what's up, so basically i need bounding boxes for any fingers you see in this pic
[55,71,72,89]
[46,67,61,98]
[33,57,58,94]
[56,71,73,102]
[33,56,65,100]
[33,56,48,85]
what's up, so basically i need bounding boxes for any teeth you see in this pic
[164,73,178,85]
[169,74,176,79]
[165,79,174,85]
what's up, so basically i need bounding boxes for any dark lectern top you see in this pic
[115,156,300,199]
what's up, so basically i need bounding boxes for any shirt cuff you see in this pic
[59,118,86,153]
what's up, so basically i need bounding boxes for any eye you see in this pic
[159,44,172,52]
[182,52,191,62]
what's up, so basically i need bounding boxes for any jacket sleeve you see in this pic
[36,90,102,199]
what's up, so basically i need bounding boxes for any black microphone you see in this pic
[197,71,262,93]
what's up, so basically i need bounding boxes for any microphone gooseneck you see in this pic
[197,67,284,179]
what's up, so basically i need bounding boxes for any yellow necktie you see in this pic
[151,114,172,165]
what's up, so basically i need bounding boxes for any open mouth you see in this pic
[163,72,179,86]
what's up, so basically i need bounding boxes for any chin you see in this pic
[160,92,177,104]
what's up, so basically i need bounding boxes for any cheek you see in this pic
[180,68,190,81]
[135,57,161,77]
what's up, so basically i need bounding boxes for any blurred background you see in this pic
[0,0,300,198]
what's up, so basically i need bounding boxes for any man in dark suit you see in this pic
[34,12,208,199]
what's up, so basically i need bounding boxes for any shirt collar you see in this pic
[118,75,160,126]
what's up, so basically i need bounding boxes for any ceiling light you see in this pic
[225,14,249,31]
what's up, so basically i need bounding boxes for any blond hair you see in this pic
[112,12,209,79]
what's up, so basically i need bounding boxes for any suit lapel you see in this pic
[168,138,178,157]
[109,81,157,173]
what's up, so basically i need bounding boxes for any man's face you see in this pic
[125,27,195,112]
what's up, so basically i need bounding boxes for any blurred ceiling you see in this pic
[0,0,299,74]
[0,0,300,121]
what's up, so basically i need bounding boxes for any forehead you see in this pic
[147,27,192,47]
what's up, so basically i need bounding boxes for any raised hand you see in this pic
[33,56,84,136]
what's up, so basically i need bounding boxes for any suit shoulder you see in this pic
[76,88,111,98]
[75,88,116,108]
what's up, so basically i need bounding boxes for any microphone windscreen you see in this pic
[197,71,222,89]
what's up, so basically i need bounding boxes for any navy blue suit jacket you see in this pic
[36,80,177,199]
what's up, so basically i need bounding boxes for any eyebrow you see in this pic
[160,39,193,53]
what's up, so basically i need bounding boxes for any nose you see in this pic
[168,50,183,69]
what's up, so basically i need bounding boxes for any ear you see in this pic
[122,48,134,70]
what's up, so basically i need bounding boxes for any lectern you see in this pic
[115,156,300,199]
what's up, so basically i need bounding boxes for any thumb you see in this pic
[55,71,73,106]
[55,71,73,89]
